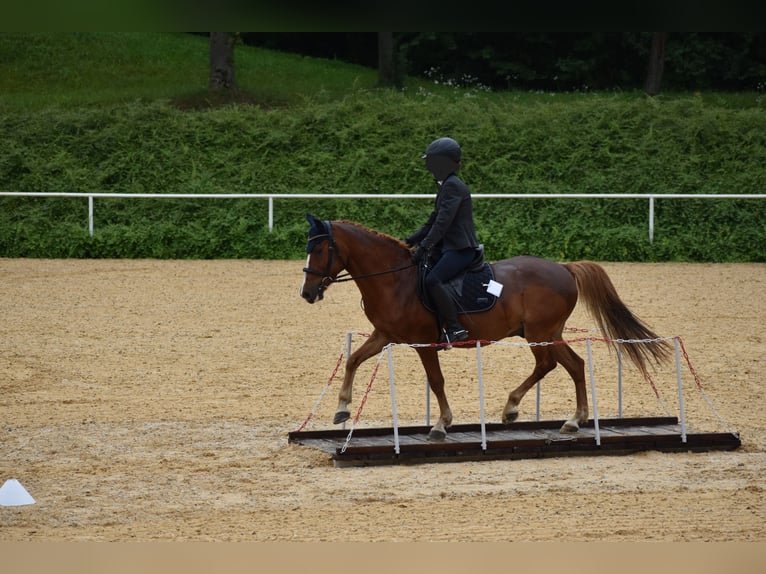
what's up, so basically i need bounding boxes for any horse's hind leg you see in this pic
[502,344,557,425]
[554,343,588,432]
[334,329,388,424]
[415,347,453,442]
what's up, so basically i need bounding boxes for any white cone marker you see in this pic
[0,479,36,506]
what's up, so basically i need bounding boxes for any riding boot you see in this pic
[429,281,468,345]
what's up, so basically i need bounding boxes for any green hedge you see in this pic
[2,91,765,261]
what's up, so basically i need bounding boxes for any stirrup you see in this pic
[440,328,468,349]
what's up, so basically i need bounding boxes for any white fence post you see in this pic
[88,195,94,237]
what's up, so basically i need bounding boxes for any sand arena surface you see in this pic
[0,259,764,541]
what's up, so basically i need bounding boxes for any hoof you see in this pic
[333,411,350,425]
[428,428,447,442]
[560,422,579,433]
[502,412,519,425]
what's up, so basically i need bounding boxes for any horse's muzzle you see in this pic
[301,287,324,303]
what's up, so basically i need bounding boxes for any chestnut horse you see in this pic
[300,214,671,441]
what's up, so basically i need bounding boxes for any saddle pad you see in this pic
[421,262,497,314]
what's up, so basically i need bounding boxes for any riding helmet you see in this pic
[422,137,461,182]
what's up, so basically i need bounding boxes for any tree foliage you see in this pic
[243,32,766,92]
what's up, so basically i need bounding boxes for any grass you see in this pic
[0,32,381,111]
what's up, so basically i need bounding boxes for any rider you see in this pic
[406,136,480,345]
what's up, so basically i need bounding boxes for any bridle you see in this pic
[303,222,349,298]
[303,221,415,297]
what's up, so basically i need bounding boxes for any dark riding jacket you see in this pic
[407,174,479,253]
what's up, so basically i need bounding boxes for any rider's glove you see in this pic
[412,245,427,264]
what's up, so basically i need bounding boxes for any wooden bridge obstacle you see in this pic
[289,332,741,467]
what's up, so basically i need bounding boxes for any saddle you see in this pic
[418,246,498,314]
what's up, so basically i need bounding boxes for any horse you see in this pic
[300,214,671,441]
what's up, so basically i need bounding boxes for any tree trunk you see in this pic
[645,32,667,96]
[209,32,236,91]
[377,32,394,87]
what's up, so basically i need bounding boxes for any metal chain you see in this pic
[294,351,344,433]
[675,336,736,434]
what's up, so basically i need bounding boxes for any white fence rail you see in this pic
[2,191,764,243]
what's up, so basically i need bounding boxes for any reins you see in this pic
[333,263,416,283]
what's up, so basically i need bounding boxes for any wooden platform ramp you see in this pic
[288,416,741,467]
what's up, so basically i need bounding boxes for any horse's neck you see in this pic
[336,225,411,281]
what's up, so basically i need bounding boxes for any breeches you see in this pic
[424,248,476,289]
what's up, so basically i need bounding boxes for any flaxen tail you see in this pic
[565,261,672,378]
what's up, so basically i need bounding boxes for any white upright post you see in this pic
[387,345,401,455]
[586,340,601,446]
[674,338,687,443]
[617,347,623,418]
[268,196,274,232]
[476,340,487,451]
[425,379,431,427]
[341,332,353,431]
[535,381,541,421]
[344,332,353,359]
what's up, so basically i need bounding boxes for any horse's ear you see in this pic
[306,215,328,254]
[306,213,324,234]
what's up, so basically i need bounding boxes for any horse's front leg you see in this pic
[334,330,388,424]
[415,347,452,442]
